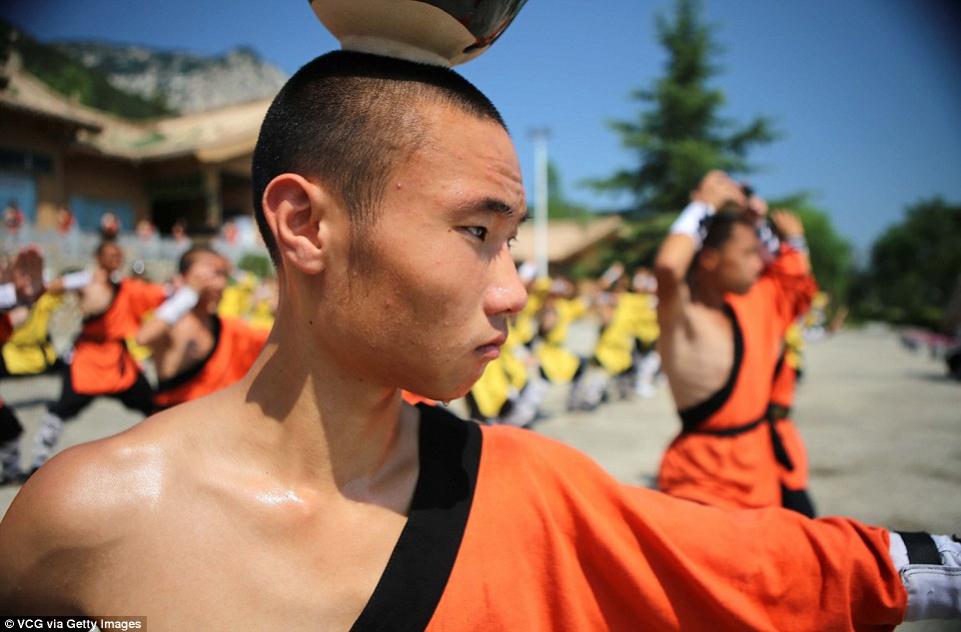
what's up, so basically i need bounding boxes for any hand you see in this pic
[692,170,746,212]
[7,305,29,328]
[771,210,804,239]
[745,195,769,220]
[12,247,44,304]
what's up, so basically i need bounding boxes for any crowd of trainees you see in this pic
[466,262,662,427]
[0,220,832,487]
[467,260,826,431]
[0,240,279,485]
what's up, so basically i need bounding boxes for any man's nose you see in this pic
[485,246,528,317]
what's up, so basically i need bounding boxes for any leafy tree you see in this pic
[767,194,853,304]
[569,215,673,280]
[545,161,590,221]
[587,0,776,214]
[851,198,961,329]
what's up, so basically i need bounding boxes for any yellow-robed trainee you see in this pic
[633,292,660,350]
[218,273,258,320]
[513,277,550,347]
[1,292,63,375]
[469,325,528,419]
[535,297,587,384]
[594,294,640,376]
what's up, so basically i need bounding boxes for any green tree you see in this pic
[587,0,776,214]
[767,194,853,304]
[851,198,961,329]
[545,161,590,221]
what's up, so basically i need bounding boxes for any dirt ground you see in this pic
[1,326,958,629]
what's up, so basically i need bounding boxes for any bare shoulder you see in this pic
[0,412,189,612]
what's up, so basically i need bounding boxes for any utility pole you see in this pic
[529,127,550,278]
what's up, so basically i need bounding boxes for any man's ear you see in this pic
[262,174,333,275]
[699,247,720,272]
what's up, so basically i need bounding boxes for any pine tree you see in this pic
[589,0,776,214]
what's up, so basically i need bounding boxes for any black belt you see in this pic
[680,406,795,471]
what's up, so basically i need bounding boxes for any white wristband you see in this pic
[756,222,781,258]
[0,283,16,309]
[889,531,961,621]
[787,235,809,254]
[61,270,93,291]
[154,286,199,325]
[670,201,714,248]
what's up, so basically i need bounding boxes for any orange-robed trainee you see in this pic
[70,278,167,394]
[658,245,817,509]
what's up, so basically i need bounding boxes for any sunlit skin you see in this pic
[0,100,528,630]
[77,242,125,316]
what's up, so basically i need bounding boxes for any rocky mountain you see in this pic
[51,41,288,114]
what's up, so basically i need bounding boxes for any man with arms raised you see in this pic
[1,53,957,630]
[654,171,818,514]
[135,245,269,411]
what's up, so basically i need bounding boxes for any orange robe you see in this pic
[658,246,817,509]
[153,316,269,409]
[71,279,167,395]
[769,353,810,493]
[354,405,906,631]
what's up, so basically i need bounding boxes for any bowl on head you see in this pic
[310,0,528,66]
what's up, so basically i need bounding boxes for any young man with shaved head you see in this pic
[1,52,957,630]
[654,173,818,516]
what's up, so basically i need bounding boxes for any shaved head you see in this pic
[251,50,507,267]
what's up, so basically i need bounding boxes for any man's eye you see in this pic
[463,226,488,241]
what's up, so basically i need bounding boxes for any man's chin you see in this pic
[405,375,478,404]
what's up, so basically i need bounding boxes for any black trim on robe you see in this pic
[898,531,942,566]
[679,303,744,431]
[155,315,223,393]
[350,404,482,632]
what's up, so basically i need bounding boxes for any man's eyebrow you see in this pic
[457,197,528,221]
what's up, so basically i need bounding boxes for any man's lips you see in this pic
[475,332,507,358]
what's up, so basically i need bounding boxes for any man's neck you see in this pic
[689,273,727,310]
[190,302,215,326]
[237,310,415,501]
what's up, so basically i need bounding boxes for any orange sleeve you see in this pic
[446,428,907,631]
[221,318,268,373]
[759,245,818,328]
[125,279,169,320]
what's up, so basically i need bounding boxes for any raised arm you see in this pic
[135,260,219,349]
[653,171,746,325]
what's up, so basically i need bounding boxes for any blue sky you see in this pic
[4,0,960,254]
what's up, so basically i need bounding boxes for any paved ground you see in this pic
[1,326,958,629]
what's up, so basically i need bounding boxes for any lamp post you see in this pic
[529,127,550,278]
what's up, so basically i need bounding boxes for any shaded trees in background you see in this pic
[545,161,590,221]
[569,215,673,280]
[586,0,776,214]
[850,198,961,331]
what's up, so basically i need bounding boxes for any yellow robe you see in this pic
[2,292,63,375]
[536,297,587,384]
